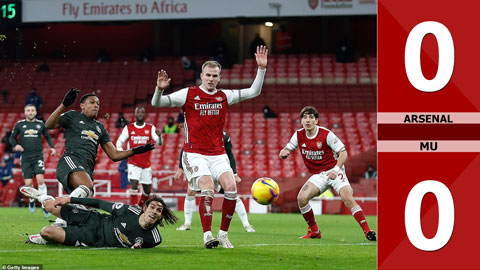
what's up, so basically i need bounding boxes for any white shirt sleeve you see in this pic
[151,87,188,108]
[284,132,298,151]
[326,131,346,153]
[151,125,163,145]
[223,69,266,105]
[116,126,129,150]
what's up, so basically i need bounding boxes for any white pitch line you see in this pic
[0,242,376,253]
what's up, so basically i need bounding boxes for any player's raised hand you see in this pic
[255,45,268,70]
[279,149,291,159]
[132,143,155,155]
[174,168,184,181]
[157,70,171,90]
[62,88,80,107]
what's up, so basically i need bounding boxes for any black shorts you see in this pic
[20,155,45,179]
[56,155,93,194]
[61,205,104,247]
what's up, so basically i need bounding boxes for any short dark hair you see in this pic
[300,106,319,119]
[25,104,36,109]
[80,93,97,104]
[145,196,178,227]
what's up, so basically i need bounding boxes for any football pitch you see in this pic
[0,207,377,270]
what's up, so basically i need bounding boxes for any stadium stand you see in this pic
[0,54,377,211]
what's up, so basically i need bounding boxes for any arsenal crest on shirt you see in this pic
[317,141,322,148]
[216,97,223,102]
[309,0,319,10]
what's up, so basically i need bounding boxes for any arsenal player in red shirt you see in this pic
[116,106,163,207]
[280,106,376,241]
[151,46,268,249]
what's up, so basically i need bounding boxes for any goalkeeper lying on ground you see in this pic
[19,186,178,248]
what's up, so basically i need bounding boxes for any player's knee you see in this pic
[222,181,236,192]
[130,180,139,189]
[40,226,54,238]
[297,194,309,206]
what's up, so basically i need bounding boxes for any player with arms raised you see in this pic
[116,106,163,207]
[152,46,268,248]
[279,106,376,241]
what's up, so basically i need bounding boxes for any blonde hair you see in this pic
[201,60,222,73]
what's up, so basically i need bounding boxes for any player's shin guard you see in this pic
[300,204,319,232]
[128,189,139,206]
[220,191,237,232]
[235,197,250,227]
[351,205,371,233]
[184,195,196,226]
[199,189,214,233]
[138,191,150,208]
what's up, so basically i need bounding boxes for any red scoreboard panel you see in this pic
[379,0,480,269]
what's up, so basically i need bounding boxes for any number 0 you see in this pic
[405,180,454,251]
[405,21,454,92]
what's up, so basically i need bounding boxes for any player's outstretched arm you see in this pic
[228,46,268,105]
[151,71,188,108]
[45,88,80,129]
[56,196,115,213]
[102,141,155,162]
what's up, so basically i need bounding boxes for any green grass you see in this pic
[0,207,376,270]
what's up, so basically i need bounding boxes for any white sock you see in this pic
[235,197,250,227]
[184,195,196,226]
[218,229,228,236]
[38,184,48,195]
[38,195,54,206]
[70,185,90,198]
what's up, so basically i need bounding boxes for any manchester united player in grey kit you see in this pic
[42,89,154,228]
[20,186,177,248]
[10,104,56,217]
